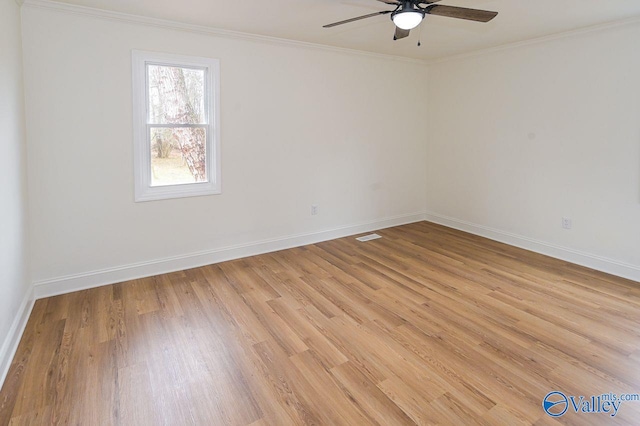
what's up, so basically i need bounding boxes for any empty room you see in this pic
[1,0,639,424]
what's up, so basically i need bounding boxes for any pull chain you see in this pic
[417,23,423,47]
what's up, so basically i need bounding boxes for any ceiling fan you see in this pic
[323,0,498,40]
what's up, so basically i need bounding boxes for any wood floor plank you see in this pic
[330,360,415,425]
[267,298,348,369]
[1,221,639,424]
[251,339,325,425]
[288,350,371,425]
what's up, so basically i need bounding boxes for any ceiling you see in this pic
[46,0,640,60]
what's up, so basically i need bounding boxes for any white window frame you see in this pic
[132,50,221,202]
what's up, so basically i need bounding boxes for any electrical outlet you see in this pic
[311,204,318,216]
[562,217,572,230]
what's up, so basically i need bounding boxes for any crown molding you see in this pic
[21,0,429,66]
[20,1,640,69]
[428,14,640,65]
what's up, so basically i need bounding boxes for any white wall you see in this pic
[426,22,640,279]
[0,0,32,382]
[20,1,639,300]
[21,5,428,289]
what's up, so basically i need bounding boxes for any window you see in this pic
[132,51,220,201]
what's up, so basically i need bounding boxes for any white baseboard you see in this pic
[9,210,634,393]
[33,212,427,299]
[0,285,35,390]
[7,211,637,391]
[424,212,640,283]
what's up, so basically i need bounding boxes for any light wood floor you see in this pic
[1,222,639,425]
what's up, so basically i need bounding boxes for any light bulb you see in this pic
[392,11,424,30]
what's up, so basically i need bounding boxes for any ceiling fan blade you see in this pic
[425,5,498,22]
[376,0,400,4]
[323,11,391,28]
[393,27,410,40]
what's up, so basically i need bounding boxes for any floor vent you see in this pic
[356,233,382,242]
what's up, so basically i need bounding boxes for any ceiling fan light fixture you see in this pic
[392,10,424,30]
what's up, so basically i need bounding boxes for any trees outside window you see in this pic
[133,51,220,202]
